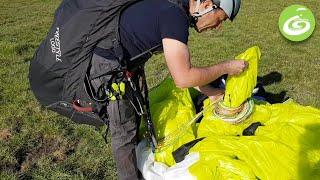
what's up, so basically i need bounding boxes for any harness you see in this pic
[74,41,161,151]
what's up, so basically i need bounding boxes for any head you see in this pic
[189,0,241,33]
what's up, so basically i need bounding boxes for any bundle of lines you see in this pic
[213,97,254,124]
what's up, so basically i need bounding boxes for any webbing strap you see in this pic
[112,40,126,69]
[242,122,264,136]
[125,67,158,151]
[172,137,205,163]
[140,66,158,150]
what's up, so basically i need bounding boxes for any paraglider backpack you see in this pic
[29,0,139,127]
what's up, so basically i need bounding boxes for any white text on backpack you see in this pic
[50,27,62,62]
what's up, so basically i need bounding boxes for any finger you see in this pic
[243,61,249,70]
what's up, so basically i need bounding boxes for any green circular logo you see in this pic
[279,5,316,41]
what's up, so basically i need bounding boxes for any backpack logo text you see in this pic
[50,27,62,62]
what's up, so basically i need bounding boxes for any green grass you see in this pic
[0,0,319,179]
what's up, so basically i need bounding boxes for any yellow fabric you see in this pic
[145,46,320,179]
[190,99,320,180]
[141,78,196,166]
[224,46,261,108]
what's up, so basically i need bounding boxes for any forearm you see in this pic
[176,62,227,88]
[162,38,246,89]
[193,84,224,96]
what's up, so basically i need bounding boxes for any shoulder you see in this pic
[158,3,189,45]
[159,2,188,21]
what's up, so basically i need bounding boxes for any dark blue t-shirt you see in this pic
[95,0,189,62]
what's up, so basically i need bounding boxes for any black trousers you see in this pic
[90,54,141,180]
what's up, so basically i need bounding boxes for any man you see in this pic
[90,0,246,179]
[29,0,246,179]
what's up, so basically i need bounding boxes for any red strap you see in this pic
[126,71,132,78]
[73,100,93,112]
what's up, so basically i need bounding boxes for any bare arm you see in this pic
[194,85,225,102]
[193,85,224,96]
[162,38,248,88]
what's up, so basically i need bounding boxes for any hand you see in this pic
[208,88,224,103]
[223,59,249,76]
[209,93,224,103]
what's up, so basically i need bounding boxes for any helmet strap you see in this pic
[190,0,220,31]
[192,0,219,18]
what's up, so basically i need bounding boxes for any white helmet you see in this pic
[192,0,241,21]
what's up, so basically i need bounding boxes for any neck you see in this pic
[189,0,196,14]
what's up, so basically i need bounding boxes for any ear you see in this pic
[203,0,214,9]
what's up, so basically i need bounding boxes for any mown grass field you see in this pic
[0,0,319,179]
